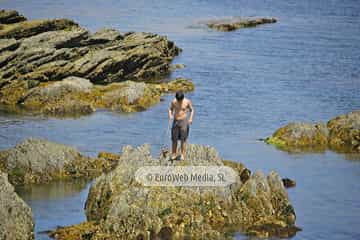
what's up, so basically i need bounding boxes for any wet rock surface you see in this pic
[0,171,34,240]
[206,17,277,32]
[50,144,300,239]
[0,138,118,185]
[0,9,191,116]
[266,110,360,153]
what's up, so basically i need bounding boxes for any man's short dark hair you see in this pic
[175,91,184,101]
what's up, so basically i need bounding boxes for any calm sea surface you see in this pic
[1,0,360,239]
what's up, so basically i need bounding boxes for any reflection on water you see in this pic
[16,179,89,201]
[0,0,360,239]
[15,179,91,240]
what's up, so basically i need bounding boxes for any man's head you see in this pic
[175,91,184,101]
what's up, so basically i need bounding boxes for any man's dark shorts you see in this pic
[171,119,190,142]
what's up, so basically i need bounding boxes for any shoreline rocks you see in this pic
[0,9,192,117]
[50,144,300,239]
[0,171,34,240]
[266,110,360,153]
[206,17,277,32]
[0,138,119,186]
[10,76,194,116]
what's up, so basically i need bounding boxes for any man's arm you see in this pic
[168,100,174,120]
[188,100,194,124]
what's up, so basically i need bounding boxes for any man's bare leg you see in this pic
[172,141,177,159]
[180,140,186,160]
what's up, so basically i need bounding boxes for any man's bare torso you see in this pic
[171,98,191,120]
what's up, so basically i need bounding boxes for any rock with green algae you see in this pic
[266,110,360,153]
[206,17,277,32]
[13,76,194,116]
[0,171,34,240]
[0,138,118,186]
[50,144,300,240]
[327,110,360,153]
[265,122,329,152]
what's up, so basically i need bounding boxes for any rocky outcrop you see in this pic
[266,122,328,152]
[206,17,277,32]
[266,110,360,153]
[50,144,300,239]
[10,76,194,116]
[327,110,360,152]
[0,10,179,82]
[0,171,34,240]
[0,138,118,185]
[0,9,191,116]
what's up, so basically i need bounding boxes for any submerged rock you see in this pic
[206,17,277,32]
[51,144,300,239]
[266,111,360,153]
[0,171,34,240]
[0,138,117,185]
[0,9,190,116]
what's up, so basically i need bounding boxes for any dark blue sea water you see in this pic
[1,0,360,239]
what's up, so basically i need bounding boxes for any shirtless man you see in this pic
[168,91,194,160]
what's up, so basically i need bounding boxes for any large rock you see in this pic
[206,17,277,32]
[327,110,360,153]
[0,138,117,185]
[50,144,300,239]
[265,122,328,152]
[23,76,93,100]
[0,11,180,84]
[266,110,360,153]
[0,171,34,240]
[0,10,188,116]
